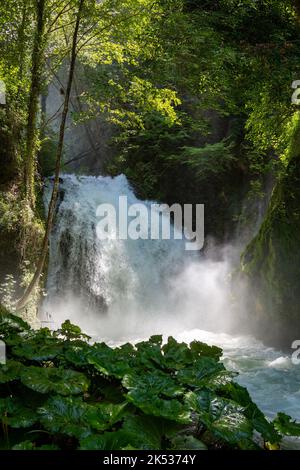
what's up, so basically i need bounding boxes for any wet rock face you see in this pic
[242,136,300,349]
[50,204,107,314]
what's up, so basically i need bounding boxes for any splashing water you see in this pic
[42,174,300,436]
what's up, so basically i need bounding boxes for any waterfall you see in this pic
[42,174,234,340]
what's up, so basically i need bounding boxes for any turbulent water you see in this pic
[42,174,300,440]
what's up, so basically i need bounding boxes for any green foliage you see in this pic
[173,142,236,180]
[241,111,300,346]
[186,390,254,446]
[0,313,298,450]
[20,367,90,396]
[170,435,207,450]
[98,0,300,245]
[0,189,42,263]
[38,137,58,178]
[220,382,279,444]
[273,412,300,437]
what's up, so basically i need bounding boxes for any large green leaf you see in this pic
[123,370,184,398]
[54,320,91,342]
[134,337,166,370]
[8,408,38,428]
[161,337,223,374]
[220,382,280,444]
[203,370,237,389]
[0,313,30,336]
[84,402,128,431]
[273,412,300,437]
[186,390,253,446]
[0,397,37,428]
[176,357,225,388]
[126,391,190,424]
[12,441,60,450]
[38,396,91,439]
[123,370,188,424]
[12,337,64,361]
[87,343,131,379]
[80,430,132,450]
[80,415,170,450]
[0,360,22,383]
[122,415,182,449]
[21,366,90,395]
[80,415,191,451]
[162,337,193,370]
[12,441,37,450]
[38,396,127,439]
[0,396,17,415]
[121,415,164,449]
[170,435,207,450]
[64,344,91,367]
[123,373,190,424]
[189,341,223,360]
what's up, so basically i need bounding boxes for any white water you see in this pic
[43,174,300,434]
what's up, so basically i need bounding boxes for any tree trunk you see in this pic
[17,0,28,87]
[16,0,85,310]
[24,0,46,208]
[2,0,30,184]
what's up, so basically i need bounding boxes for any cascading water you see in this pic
[43,174,197,336]
[43,174,235,339]
[42,174,300,441]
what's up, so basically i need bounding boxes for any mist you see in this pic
[42,174,250,343]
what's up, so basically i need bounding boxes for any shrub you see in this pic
[0,313,299,450]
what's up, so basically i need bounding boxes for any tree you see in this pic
[23,0,47,208]
[16,0,85,309]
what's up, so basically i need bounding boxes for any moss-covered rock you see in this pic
[0,303,11,317]
[242,113,300,348]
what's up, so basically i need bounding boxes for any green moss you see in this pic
[38,135,57,178]
[241,113,300,347]
[0,183,45,327]
[0,303,10,317]
[0,182,45,262]
[0,108,21,185]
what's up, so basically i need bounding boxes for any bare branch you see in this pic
[47,0,73,32]
[49,20,76,34]
[42,102,64,129]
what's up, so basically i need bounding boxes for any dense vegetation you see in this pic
[1,309,300,451]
